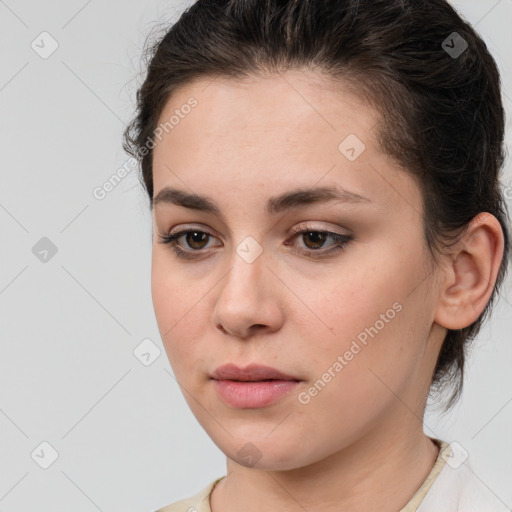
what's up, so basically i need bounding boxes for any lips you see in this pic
[211,363,300,382]
[211,363,301,408]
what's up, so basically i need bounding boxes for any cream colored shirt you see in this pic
[155,439,510,512]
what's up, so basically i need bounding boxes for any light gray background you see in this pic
[0,1,511,511]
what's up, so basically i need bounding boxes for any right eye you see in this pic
[158,228,220,259]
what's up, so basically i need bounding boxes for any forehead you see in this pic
[155,69,377,148]
[151,69,419,217]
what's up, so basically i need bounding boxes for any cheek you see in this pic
[151,251,217,382]
[297,242,431,385]
[151,253,196,363]
[151,248,202,325]
[294,263,401,351]
[151,253,179,333]
[292,300,425,448]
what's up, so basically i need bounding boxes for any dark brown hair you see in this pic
[123,0,511,411]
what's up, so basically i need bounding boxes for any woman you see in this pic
[123,0,510,510]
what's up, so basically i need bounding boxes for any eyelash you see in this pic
[157,224,353,260]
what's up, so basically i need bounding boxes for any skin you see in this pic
[150,69,504,512]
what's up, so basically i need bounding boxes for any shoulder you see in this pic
[417,442,510,512]
[154,477,225,512]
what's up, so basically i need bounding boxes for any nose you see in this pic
[211,246,285,340]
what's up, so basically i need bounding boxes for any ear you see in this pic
[434,212,505,330]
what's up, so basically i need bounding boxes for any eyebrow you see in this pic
[151,185,372,215]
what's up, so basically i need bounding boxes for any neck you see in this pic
[210,416,439,512]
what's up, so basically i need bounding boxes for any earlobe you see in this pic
[434,213,504,331]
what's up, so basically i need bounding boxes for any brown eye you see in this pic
[184,231,210,250]
[159,229,220,260]
[157,229,217,255]
[286,226,353,259]
[301,231,327,249]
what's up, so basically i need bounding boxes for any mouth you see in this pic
[211,362,301,382]
[210,363,302,409]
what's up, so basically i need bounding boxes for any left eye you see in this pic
[291,230,348,250]
[285,229,353,257]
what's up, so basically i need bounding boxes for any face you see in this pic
[151,69,445,471]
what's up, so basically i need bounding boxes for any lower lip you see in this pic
[212,379,300,408]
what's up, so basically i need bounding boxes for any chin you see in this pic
[214,433,318,472]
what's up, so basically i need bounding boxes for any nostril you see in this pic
[216,324,228,334]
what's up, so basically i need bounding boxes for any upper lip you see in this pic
[211,363,300,381]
